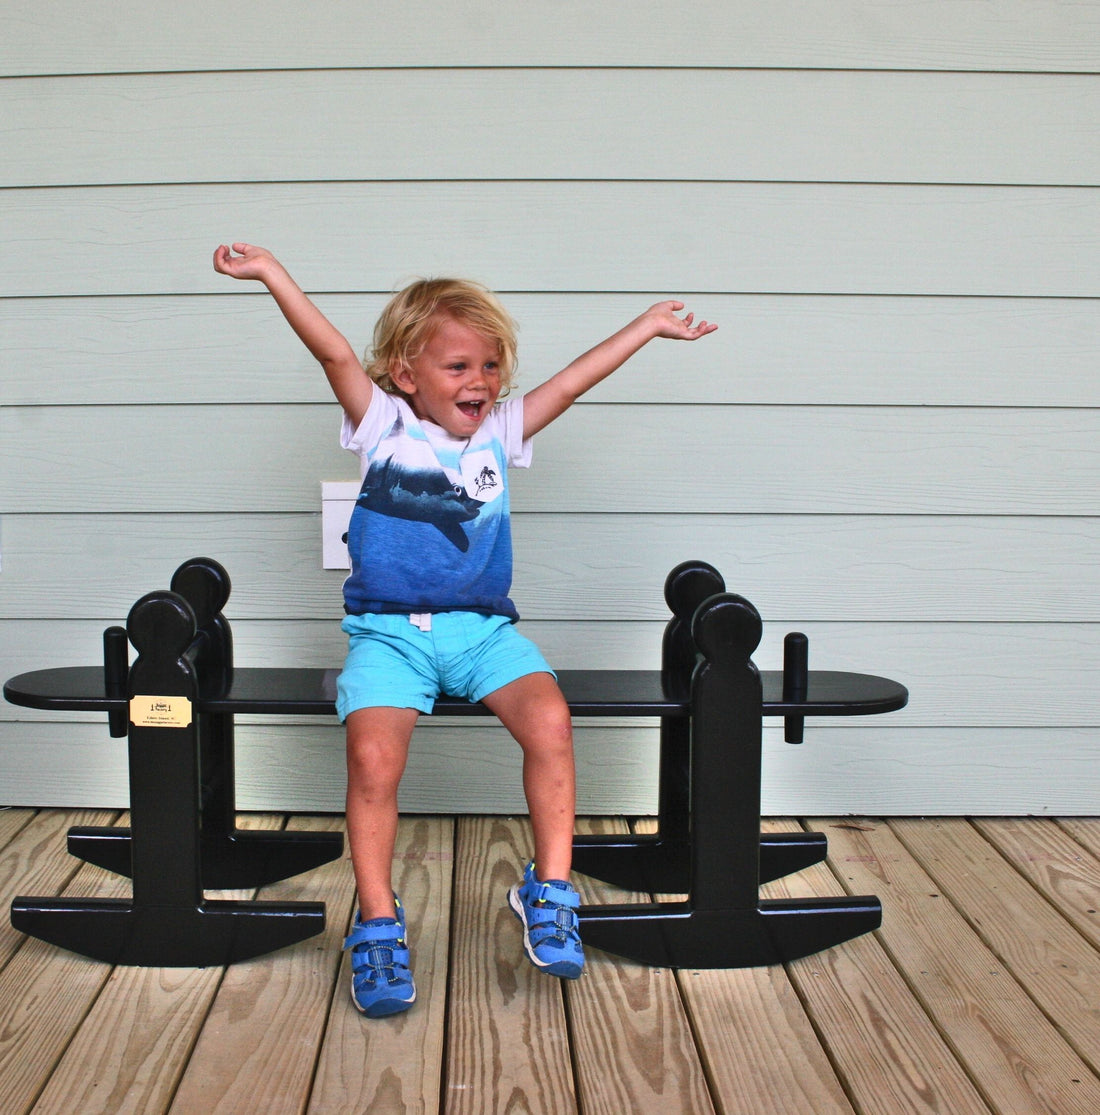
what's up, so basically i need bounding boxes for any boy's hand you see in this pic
[643,300,718,341]
[212,242,279,283]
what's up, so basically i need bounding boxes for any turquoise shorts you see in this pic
[336,611,555,720]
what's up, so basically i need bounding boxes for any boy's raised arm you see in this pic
[521,300,716,439]
[213,243,373,427]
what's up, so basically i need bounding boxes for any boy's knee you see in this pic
[345,709,416,784]
[524,703,574,758]
[348,733,406,769]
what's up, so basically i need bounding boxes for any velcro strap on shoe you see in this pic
[534,880,581,909]
[343,921,406,952]
[528,902,580,945]
[344,926,411,979]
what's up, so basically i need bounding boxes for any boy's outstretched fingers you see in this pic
[652,300,717,340]
[213,242,276,282]
[212,243,242,274]
[681,308,718,337]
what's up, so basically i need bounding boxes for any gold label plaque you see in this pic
[130,695,193,728]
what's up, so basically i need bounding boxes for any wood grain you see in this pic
[972,819,1100,950]
[2,811,1099,1113]
[0,817,131,1115]
[168,815,350,1115]
[891,818,1100,1072]
[820,818,1100,1113]
[29,815,279,1115]
[628,821,855,1113]
[759,820,991,1115]
[0,808,33,847]
[0,808,118,965]
[1057,818,1100,861]
[568,818,716,1115]
[307,815,454,1115]
[445,816,576,1115]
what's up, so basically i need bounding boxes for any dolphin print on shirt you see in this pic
[357,454,483,552]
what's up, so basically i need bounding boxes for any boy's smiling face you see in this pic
[391,314,503,437]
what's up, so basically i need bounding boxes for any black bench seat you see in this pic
[5,665,903,720]
[5,558,906,970]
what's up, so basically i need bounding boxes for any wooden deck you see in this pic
[1,810,1098,1114]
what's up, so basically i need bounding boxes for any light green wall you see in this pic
[2,2,1098,813]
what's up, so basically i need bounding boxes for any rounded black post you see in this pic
[662,560,725,698]
[690,591,764,911]
[170,557,233,693]
[783,632,809,743]
[660,561,725,840]
[126,590,205,909]
[171,557,236,846]
[103,625,129,738]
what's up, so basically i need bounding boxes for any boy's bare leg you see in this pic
[344,706,420,920]
[482,672,576,881]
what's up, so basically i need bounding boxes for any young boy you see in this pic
[213,243,716,1017]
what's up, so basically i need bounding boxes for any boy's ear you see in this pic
[389,361,416,394]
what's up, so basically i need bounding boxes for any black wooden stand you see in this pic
[10,559,341,966]
[577,589,882,969]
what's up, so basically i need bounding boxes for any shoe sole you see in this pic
[508,884,584,980]
[350,976,416,1019]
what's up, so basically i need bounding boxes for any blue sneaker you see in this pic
[343,895,416,1018]
[508,862,585,979]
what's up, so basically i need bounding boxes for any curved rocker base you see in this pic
[579,896,883,969]
[10,895,327,967]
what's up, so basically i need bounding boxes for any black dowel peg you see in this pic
[783,631,808,743]
[103,625,129,738]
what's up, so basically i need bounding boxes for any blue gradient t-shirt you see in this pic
[340,383,531,618]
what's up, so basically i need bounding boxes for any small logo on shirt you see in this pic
[461,449,505,504]
[471,465,499,498]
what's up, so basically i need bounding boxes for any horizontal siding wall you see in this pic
[2,1,1098,814]
[6,71,1099,187]
[4,2,1098,73]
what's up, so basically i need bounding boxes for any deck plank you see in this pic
[629,818,858,1115]
[761,819,992,1115]
[568,818,716,1115]
[29,815,281,1115]
[973,818,1100,949]
[821,817,1100,1114]
[445,816,576,1115]
[0,808,118,969]
[1056,818,1100,862]
[681,962,857,1115]
[891,818,1100,1074]
[306,814,454,1115]
[167,815,350,1115]
[0,808,34,851]
[0,826,131,1115]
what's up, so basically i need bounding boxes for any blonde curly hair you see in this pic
[364,278,518,397]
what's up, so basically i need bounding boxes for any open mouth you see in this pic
[456,400,485,419]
